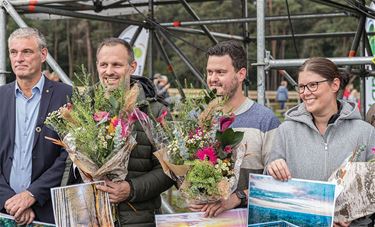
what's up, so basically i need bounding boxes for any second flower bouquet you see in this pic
[150,92,245,204]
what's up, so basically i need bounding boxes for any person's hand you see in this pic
[333,221,351,227]
[4,191,36,219]
[96,180,131,203]
[202,193,241,218]
[267,159,291,181]
[187,203,205,212]
[14,208,35,225]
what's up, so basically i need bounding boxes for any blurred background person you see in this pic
[348,88,360,110]
[276,80,288,111]
[154,74,171,104]
[342,83,353,100]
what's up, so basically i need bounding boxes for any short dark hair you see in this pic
[298,57,349,90]
[96,38,134,63]
[206,40,246,72]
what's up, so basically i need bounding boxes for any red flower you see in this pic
[223,145,232,154]
[156,108,168,126]
[196,146,217,165]
[219,115,235,132]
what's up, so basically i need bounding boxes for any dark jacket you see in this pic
[118,82,174,227]
[0,78,72,223]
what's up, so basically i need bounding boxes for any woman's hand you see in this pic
[267,159,291,181]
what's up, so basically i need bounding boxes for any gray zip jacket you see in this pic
[266,100,375,181]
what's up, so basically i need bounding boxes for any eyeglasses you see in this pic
[296,79,329,94]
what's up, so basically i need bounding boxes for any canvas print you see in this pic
[0,212,55,226]
[51,181,114,227]
[248,174,336,227]
[155,208,247,227]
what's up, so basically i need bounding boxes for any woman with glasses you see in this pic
[266,57,375,227]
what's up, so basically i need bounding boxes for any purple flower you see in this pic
[219,115,235,132]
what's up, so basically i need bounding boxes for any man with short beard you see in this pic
[188,40,280,217]
[68,38,174,227]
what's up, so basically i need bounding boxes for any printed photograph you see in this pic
[156,208,247,227]
[248,174,336,227]
[0,212,55,227]
[51,181,113,227]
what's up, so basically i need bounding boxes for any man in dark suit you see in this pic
[0,27,71,224]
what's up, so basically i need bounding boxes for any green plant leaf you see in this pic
[216,129,244,148]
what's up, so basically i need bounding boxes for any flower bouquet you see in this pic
[149,91,245,204]
[328,145,375,222]
[45,70,144,182]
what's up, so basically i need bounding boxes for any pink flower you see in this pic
[128,108,148,125]
[223,145,232,154]
[120,120,130,138]
[188,127,204,139]
[156,108,168,126]
[93,111,110,122]
[196,146,217,165]
[372,147,375,155]
[195,127,204,137]
[219,115,235,132]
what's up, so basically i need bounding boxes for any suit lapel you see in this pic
[32,79,53,149]
[8,82,16,155]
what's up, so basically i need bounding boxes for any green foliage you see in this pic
[185,160,223,198]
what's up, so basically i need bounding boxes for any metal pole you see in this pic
[167,27,245,41]
[360,0,366,117]
[2,0,72,85]
[179,0,218,44]
[161,196,175,214]
[256,0,266,105]
[0,2,7,85]
[160,12,349,27]
[267,57,375,69]
[347,15,365,58]
[154,32,186,100]
[148,0,153,79]
[16,5,143,26]
[156,29,208,89]
[242,0,249,97]
[168,27,375,42]
[129,25,143,47]
[10,0,80,5]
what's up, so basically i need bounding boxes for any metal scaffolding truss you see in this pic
[0,0,374,111]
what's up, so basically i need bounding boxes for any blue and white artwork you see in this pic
[248,174,336,227]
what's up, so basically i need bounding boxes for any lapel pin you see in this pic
[35,127,42,132]
[46,89,49,93]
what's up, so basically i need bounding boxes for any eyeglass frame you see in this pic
[295,79,329,94]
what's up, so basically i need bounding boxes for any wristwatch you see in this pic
[235,190,247,207]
